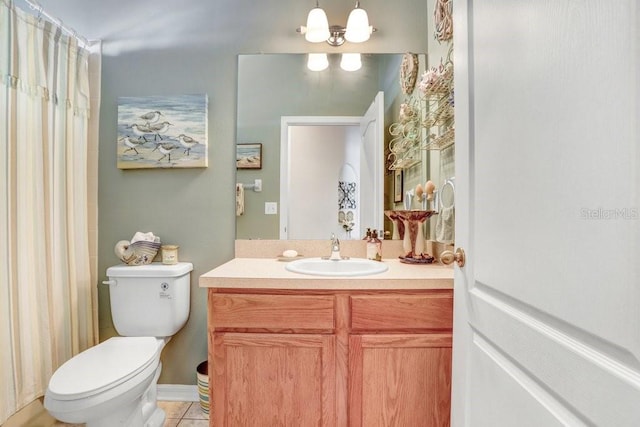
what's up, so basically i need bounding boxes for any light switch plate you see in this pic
[265,202,278,215]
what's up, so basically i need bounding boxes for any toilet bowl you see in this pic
[45,337,167,427]
[44,262,193,427]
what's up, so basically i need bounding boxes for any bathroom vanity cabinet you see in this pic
[202,257,453,427]
[209,293,338,425]
[348,293,452,427]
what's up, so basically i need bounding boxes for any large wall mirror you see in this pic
[236,53,441,241]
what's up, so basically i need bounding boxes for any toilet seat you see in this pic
[47,336,161,401]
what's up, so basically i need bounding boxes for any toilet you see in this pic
[44,262,193,427]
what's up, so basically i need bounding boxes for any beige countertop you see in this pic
[199,257,453,291]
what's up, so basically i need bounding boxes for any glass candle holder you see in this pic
[161,245,179,265]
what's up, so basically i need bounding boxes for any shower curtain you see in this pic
[0,1,99,423]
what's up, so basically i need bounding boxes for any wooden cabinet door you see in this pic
[212,333,336,427]
[349,334,452,427]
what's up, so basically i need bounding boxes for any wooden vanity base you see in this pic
[208,288,452,426]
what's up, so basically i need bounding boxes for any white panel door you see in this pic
[451,1,640,425]
[359,91,384,233]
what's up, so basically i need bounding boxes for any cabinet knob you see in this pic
[440,248,466,267]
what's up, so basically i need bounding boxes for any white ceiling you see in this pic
[23,0,429,55]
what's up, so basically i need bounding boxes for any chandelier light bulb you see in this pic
[298,1,374,46]
[307,53,329,71]
[305,6,330,43]
[340,53,362,71]
[345,2,371,43]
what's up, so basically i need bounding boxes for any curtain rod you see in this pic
[18,0,89,48]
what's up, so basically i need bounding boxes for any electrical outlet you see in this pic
[265,202,278,215]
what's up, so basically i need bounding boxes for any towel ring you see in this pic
[439,177,455,210]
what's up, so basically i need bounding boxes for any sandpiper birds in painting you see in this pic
[129,123,154,141]
[149,121,173,140]
[139,110,163,125]
[153,142,179,162]
[119,136,146,154]
[117,94,208,169]
[176,134,199,156]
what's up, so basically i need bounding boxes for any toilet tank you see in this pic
[106,262,193,337]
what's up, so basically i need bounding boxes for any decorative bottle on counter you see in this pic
[366,229,376,260]
[367,230,382,261]
[372,230,382,261]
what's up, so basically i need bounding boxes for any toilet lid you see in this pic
[47,337,160,400]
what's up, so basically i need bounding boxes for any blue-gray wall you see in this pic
[97,1,430,384]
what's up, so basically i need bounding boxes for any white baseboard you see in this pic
[157,384,199,402]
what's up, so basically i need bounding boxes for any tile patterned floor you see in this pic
[158,401,209,427]
[10,400,208,427]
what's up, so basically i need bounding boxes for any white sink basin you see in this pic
[285,257,388,277]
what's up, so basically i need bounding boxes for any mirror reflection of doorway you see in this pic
[280,93,383,240]
[280,92,383,240]
[284,122,359,240]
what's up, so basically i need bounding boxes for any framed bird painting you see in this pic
[116,94,208,169]
[236,143,262,169]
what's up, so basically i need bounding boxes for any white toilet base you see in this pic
[87,399,143,427]
[141,361,165,427]
[86,361,164,427]
[145,407,166,427]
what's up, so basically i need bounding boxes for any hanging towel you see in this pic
[435,205,454,243]
[236,183,245,216]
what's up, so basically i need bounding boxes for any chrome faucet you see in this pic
[329,233,342,260]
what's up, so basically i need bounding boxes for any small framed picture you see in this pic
[236,143,262,169]
[394,169,404,203]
